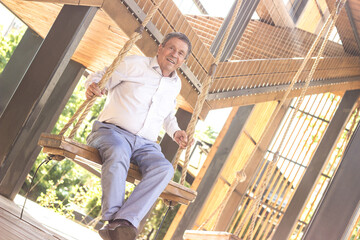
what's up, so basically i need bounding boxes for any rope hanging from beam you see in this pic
[196,171,246,231]
[172,0,244,185]
[233,1,347,238]
[58,0,165,140]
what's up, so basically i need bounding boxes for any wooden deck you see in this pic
[0,195,101,240]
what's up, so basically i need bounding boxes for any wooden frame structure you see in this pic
[2,0,360,112]
[0,0,360,239]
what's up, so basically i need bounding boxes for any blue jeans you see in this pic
[87,121,174,228]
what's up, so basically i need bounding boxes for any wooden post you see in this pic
[215,100,291,231]
[302,108,360,240]
[0,60,86,199]
[273,90,360,240]
[169,105,254,240]
[0,28,43,117]
[210,0,260,61]
[0,5,97,199]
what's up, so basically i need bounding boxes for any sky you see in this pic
[0,5,24,36]
[173,0,235,17]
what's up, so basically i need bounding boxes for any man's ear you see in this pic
[158,44,163,53]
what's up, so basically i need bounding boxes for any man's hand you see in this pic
[86,82,106,100]
[174,130,194,149]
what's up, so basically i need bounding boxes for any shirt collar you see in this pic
[150,56,179,80]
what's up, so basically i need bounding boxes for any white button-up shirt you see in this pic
[85,55,181,142]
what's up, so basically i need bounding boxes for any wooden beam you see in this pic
[168,105,254,239]
[164,107,241,240]
[191,0,208,15]
[325,0,360,55]
[24,0,104,7]
[273,89,360,240]
[256,0,294,28]
[208,76,360,100]
[210,0,261,61]
[345,1,360,52]
[211,56,360,93]
[161,108,193,163]
[0,28,43,117]
[0,5,97,199]
[302,105,360,240]
[0,60,86,199]
[207,79,360,109]
[214,100,291,231]
[184,230,240,240]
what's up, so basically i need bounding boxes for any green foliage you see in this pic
[21,75,106,222]
[195,125,218,144]
[0,25,26,73]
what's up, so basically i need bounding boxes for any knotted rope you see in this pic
[58,0,165,139]
[233,1,346,238]
[172,0,244,185]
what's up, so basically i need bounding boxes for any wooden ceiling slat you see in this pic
[3,0,360,114]
[326,0,360,55]
[212,57,360,92]
[208,80,360,110]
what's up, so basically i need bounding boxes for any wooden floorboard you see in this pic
[0,206,62,240]
[0,195,100,240]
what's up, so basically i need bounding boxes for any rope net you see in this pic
[58,0,165,138]
[174,0,357,238]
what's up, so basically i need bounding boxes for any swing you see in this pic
[182,0,347,239]
[37,0,196,206]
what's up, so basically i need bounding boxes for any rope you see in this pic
[21,157,51,219]
[58,0,165,138]
[172,0,244,185]
[197,171,246,231]
[239,1,347,239]
[154,201,173,240]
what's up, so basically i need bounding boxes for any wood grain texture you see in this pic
[38,133,197,205]
[0,196,65,240]
[3,0,360,112]
[184,230,241,240]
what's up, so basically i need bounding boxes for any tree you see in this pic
[0,25,26,73]
[20,75,107,220]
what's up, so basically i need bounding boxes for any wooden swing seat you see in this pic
[184,230,241,240]
[38,133,197,205]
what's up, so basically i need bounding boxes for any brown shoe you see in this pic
[99,219,137,240]
[108,225,137,240]
[99,224,111,240]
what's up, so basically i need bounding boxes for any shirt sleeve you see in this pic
[163,103,181,141]
[85,60,128,90]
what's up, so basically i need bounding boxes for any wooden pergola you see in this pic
[0,0,360,239]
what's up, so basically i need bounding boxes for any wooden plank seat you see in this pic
[38,133,197,205]
[184,230,241,240]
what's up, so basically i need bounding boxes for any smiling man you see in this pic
[85,32,192,240]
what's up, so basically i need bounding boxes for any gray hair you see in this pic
[161,32,192,59]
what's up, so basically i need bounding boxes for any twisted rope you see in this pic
[197,171,246,231]
[241,1,346,239]
[173,0,244,185]
[59,0,165,137]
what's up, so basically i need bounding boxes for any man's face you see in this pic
[157,37,189,77]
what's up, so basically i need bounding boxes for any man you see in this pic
[85,32,192,240]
